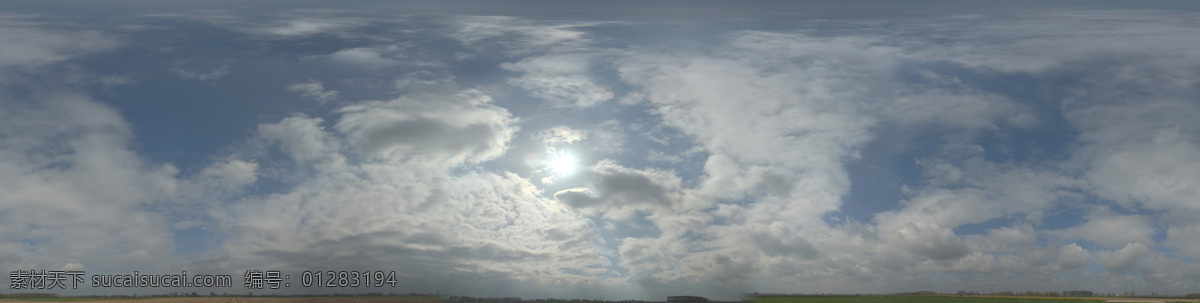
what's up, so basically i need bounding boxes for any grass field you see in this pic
[748,295,1198,303]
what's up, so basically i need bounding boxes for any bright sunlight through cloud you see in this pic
[549,152,577,175]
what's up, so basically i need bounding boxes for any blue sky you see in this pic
[3,0,1200,300]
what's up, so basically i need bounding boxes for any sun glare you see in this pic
[549,153,577,175]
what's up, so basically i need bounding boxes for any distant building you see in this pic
[667,296,709,303]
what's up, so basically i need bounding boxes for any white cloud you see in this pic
[287,80,339,103]
[501,52,615,107]
[618,236,687,278]
[891,221,969,261]
[616,32,884,220]
[554,160,686,220]
[1166,224,1200,259]
[1058,243,1090,269]
[1095,242,1150,273]
[188,77,617,293]
[319,47,403,67]
[538,126,587,145]
[334,77,517,165]
[1047,214,1155,249]
[590,120,628,155]
[616,31,1054,246]
[60,262,85,271]
[884,70,1031,130]
[447,16,607,54]
[531,123,625,178]
[256,115,342,165]
[964,224,1038,253]
[470,11,1200,295]
[645,149,683,164]
[0,18,188,274]
[875,156,1082,256]
[0,95,180,273]
[554,187,601,209]
[748,222,820,259]
[916,252,995,273]
[155,9,368,39]
[1070,103,1200,212]
[259,19,358,37]
[9,8,1200,298]
[910,11,1200,74]
[0,17,115,69]
[603,13,1200,293]
[197,157,258,191]
[173,65,230,80]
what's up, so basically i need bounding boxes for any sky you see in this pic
[2,0,1200,300]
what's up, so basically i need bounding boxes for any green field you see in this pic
[748,295,1113,303]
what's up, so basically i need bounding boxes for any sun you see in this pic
[549,153,577,175]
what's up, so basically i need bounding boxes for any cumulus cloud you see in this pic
[891,221,970,261]
[554,160,685,220]
[0,18,190,275]
[602,11,1200,294]
[1058,243,1090,269]
[10,6,1200,298]
[1095,242,1151,273]
[615,32,890,230]
[554,187,603,209]
[964,224,1037,253]
[212,10,1200,296]
[876,157,1081,261]
[607,27,1050,291]
[1166,224,1200,259]
[188,76,615,294]
[334,77,518,165]
[0,95,180,273]
[1070,102,1200,212]
[914,252,1013,274]
[749,222,820,259]
[255,115,342,165]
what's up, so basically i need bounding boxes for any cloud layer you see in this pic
[2,6,1200,300]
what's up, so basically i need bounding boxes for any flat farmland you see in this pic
[0,297,439,303]
[748,295,1200,303]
